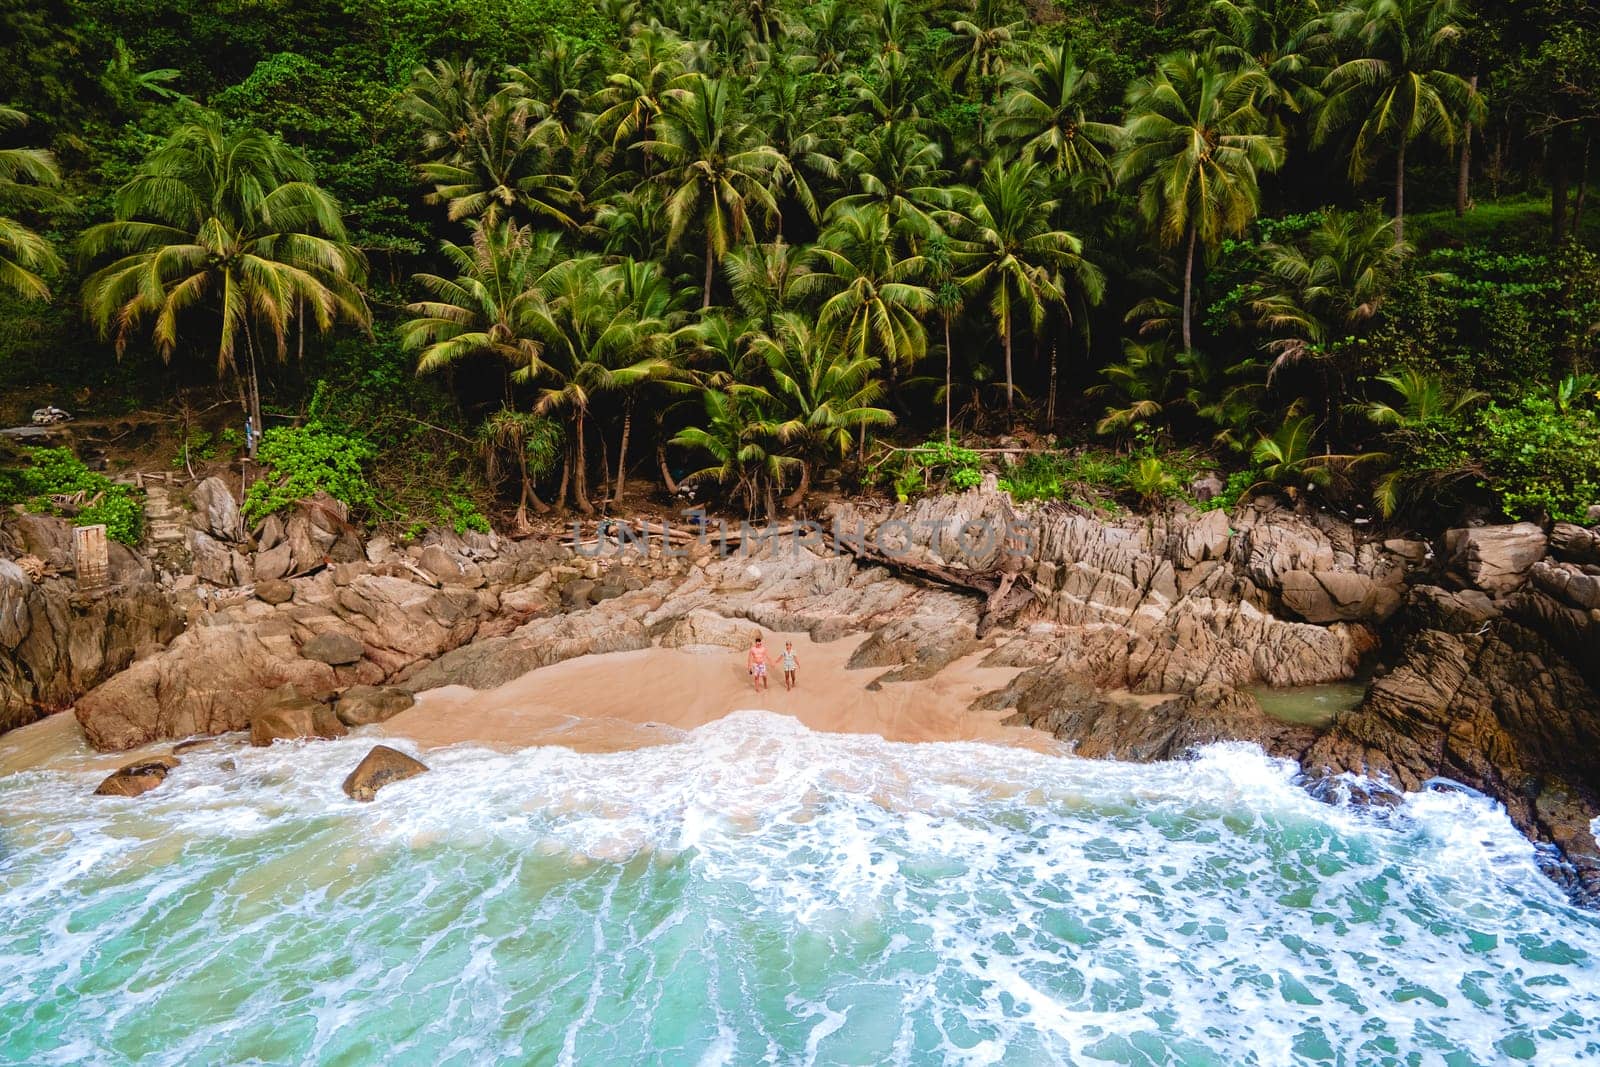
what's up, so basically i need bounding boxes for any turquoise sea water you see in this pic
[2,710,1598,1065]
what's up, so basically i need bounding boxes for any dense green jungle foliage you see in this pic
[1,0,1598,528]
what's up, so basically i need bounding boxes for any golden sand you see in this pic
[382,631,1054,753]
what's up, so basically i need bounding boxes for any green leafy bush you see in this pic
[0,447,145,544]
[1476,395,1600,522]
[435,487,491,535]
[242,424,377,522]
[875,440,983,501]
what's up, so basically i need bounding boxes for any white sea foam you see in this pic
[1,710,1598,1065]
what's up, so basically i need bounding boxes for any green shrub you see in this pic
[1476,395,1600,522]
[242,424,378,522]
[874,440,983,501]
[436,488,491,535]
[0,447,145,544]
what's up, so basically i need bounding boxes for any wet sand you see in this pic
[383,631,1056,754]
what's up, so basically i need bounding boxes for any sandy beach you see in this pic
[382,631,1059,754]
[0,631,1058,776]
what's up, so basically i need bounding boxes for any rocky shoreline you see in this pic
[3,478,1598,904]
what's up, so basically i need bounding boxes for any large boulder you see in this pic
[1446,523,1547,596]
[657,609,763,650]
[191,477,245,543]
[847,614,976,681]
[249,686,346,746]
[1278,569,1401,624]
[1549,522,1600,565]
[418,544,460,583]
[254,542,293,582]
[301,631,365,666]
[255,578,294,605]
[93,754,179,798]
[334,685,415,727]
[342,745,428,801]
[187,529,236,585]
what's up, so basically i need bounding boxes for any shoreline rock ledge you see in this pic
[4,479,1599,904]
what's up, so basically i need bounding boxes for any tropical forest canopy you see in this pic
[2,0,1599,531]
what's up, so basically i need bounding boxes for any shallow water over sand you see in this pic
[2,711,1598,1065]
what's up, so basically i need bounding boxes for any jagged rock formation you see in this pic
[8,473,1600,903]
[1,515,182,734]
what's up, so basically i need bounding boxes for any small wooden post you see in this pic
[73,524,109,589]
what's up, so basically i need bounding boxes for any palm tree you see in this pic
[598,256,689,500]
[944,0,1022,98]
[477,409,563,529]
[402,59,492,164]
[402,221,562,378]
[753,60,842,229]
[1116,51,1285,352]
[418,91,579,227]
[800,204,933,370]
[802,0,861,74]
[644,73,782,308]
[861,0,923,55]
[723,239,810,332]
[594,25,689,167]
[835,123,954,241]
[80,116,369,456]
[505,39,599,145]
[1249,205,1410,375]
[952,157,1102,411]
[1200,0,1326,123]
[992,46,1121,191]
[754,312,895,504]
[920,236,967,444]
[0,107,64,301]
[847,50,923,127]
[1314,0,1479,243]
[671,387,797,516]
[528,259,677,511]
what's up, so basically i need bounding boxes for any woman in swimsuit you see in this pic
[781,642,798,691]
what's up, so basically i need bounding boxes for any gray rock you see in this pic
[418,544,459,583]
[301,632,365,666]
[254,542,293,582]
[191,477,245,542]
[187,529,236,586]
[1446,523,1548,596]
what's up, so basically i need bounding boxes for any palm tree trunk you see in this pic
[943,314,953,445]
[1046,338,1058,430]
[1394,138,1407,245]
[1181,224,1196,353]
[243,327,265,461]
[782,460,810,510]
[556,445,571,514]
[703,232,716,310]
[514,445,531,532]
[575,411,594,514]
[614,396,633,501]
[1003,317,1015,411]
[1456,75,1477,217]
[658,439,678,493]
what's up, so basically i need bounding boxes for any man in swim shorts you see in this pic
[781,641,798,691]
[747,634,769,692]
